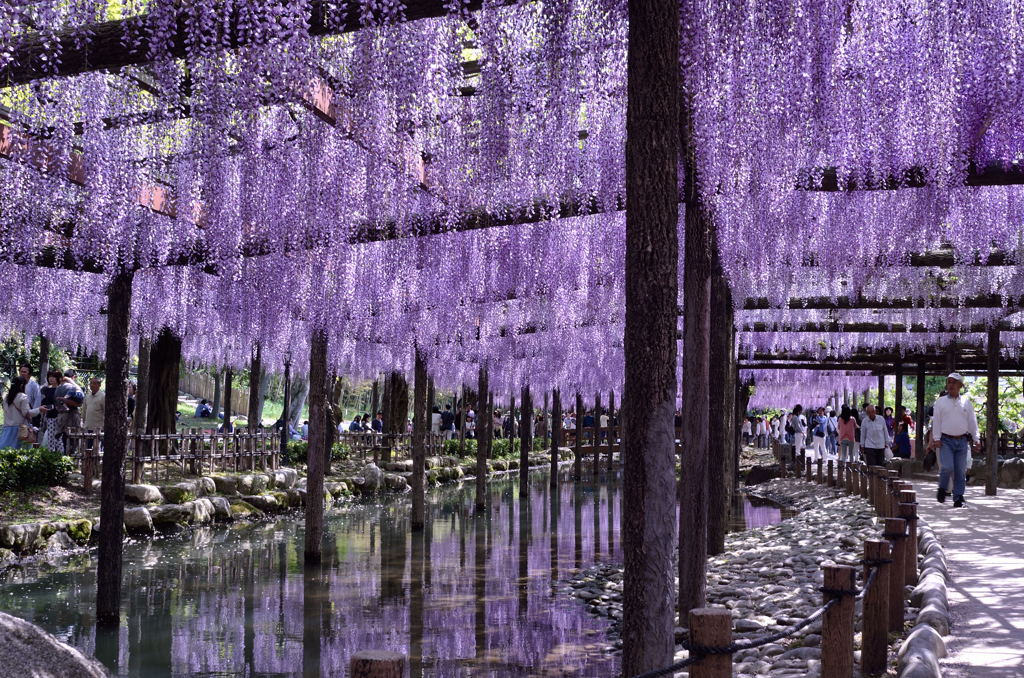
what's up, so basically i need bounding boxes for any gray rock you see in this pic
[0,525,26,551]
[917,601,950,636]
[45,531,76,552]
[124,484,163,504]
[123,507,154,534]
[898,624,947,668]
[208,496,232,521]
[196,477,216,496]
[355,463,384,492]
[735,619,765,632]
[160,483,197,504]
[149,504,191,527]
[776,647,821,661]
[237,475,255,494]
[250,475,269,493]
[188,498,215,524]
[278,468,298,487]
[0,610,109,677]
[242,494,281,512]
[212,476,238,495]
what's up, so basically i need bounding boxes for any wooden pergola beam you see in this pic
[799,164,1024,192]
[742,293,1022,311]
[2,0,506,87]
[740,321,1024,333]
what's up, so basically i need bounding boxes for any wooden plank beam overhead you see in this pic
[739,321,1024,333]
[742,293,1023,311]
[798,164,1024,192]
[2,0,506,87]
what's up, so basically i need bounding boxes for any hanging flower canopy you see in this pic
[1,0,1023,392]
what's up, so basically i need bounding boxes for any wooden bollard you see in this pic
[859,463,869,499]
[816,458,824,484]
[887,471,901,516]
[349,650,405,678]
[837,460,845,489]
[826,459,835,487]
[805,456,813,482]
[899,492,919,586]
[884,518,908,633]
[689,608,733,678]
[868,468,878,510]
[862,539,892,676]
[821,564,857,678]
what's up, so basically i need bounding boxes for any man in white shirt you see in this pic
[859,404,891,467]
[929,373,979,507]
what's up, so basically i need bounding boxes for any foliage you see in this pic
[283,440,308,467]
[0,447,75,491]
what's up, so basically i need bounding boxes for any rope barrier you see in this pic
[626,563,884,678]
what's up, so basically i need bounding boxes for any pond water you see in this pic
[0,470,785,677]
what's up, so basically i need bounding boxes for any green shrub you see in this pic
[0,447,74,491]
[443,438,477,458]
[283,440,308,466]
[330,442,352,461]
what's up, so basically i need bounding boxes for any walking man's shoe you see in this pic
[937,487,947,503]
[953,496,965,508]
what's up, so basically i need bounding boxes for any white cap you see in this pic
[947,372,964,383]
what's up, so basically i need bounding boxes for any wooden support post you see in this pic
[986,329,1000,496]
[915,361,926,459]
[475,368,489,511]
[805,457,812,481]
[895,364,904,414]
[574,391,583,481]
[821,564,857,678]
[827,459,835,487]
[411,348,427,531]
[593,391,602,475]
[816,457,823,484]
[887,470,901,517]
[519,385,532,496]
[96,270,134,626]
[878,374,885,410]
[859,463,868,499]
[899,493,919,586]
[303,329,329,564]
[862,539,892,676]
[607,389,616,469]
[884,518,908,633]
[550,388,562,487]
[349,650,405,678]
[688,608,732,678]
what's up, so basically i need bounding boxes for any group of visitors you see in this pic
[1,364,113,453]
[754,400,917,467]
[751,372,979,509]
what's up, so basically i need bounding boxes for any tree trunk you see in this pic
[475,367,489,510]
[706,262,734,555]
[257,369,271,422]
[371,377,380,419]
[211,368,221,420]
[304,329,329,563]
[519,385,532,495]
[412,349,428,530]
[38,335,50,383]
[621,0,680,667]
[985,330,1000,496]
[281,360,292,458]
[96,270,134,626]
[248,342,262,429]
[146,328,182,438]
[290,374,310,430]
[135,337,151,433]
[224,369,234,432]
[549,388,562,486]
[677,88,712,618]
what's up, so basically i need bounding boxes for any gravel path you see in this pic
[916,483,1024,678]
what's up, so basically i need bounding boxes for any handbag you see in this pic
[18,423,36,444]
[883,445,893,461]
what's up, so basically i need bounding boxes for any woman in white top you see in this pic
[1,377,46,449]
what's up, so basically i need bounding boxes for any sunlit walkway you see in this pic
[916,484,1024,678]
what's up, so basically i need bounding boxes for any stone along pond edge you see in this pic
[0,448,576,569]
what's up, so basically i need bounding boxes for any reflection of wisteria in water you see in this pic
[0,470,623,677]
[741,499,785,529]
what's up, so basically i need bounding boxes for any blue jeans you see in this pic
[939,434,970,497]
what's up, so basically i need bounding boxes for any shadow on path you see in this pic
[915,477,1024,678]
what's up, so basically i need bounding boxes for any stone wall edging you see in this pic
[897,519,951,678]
